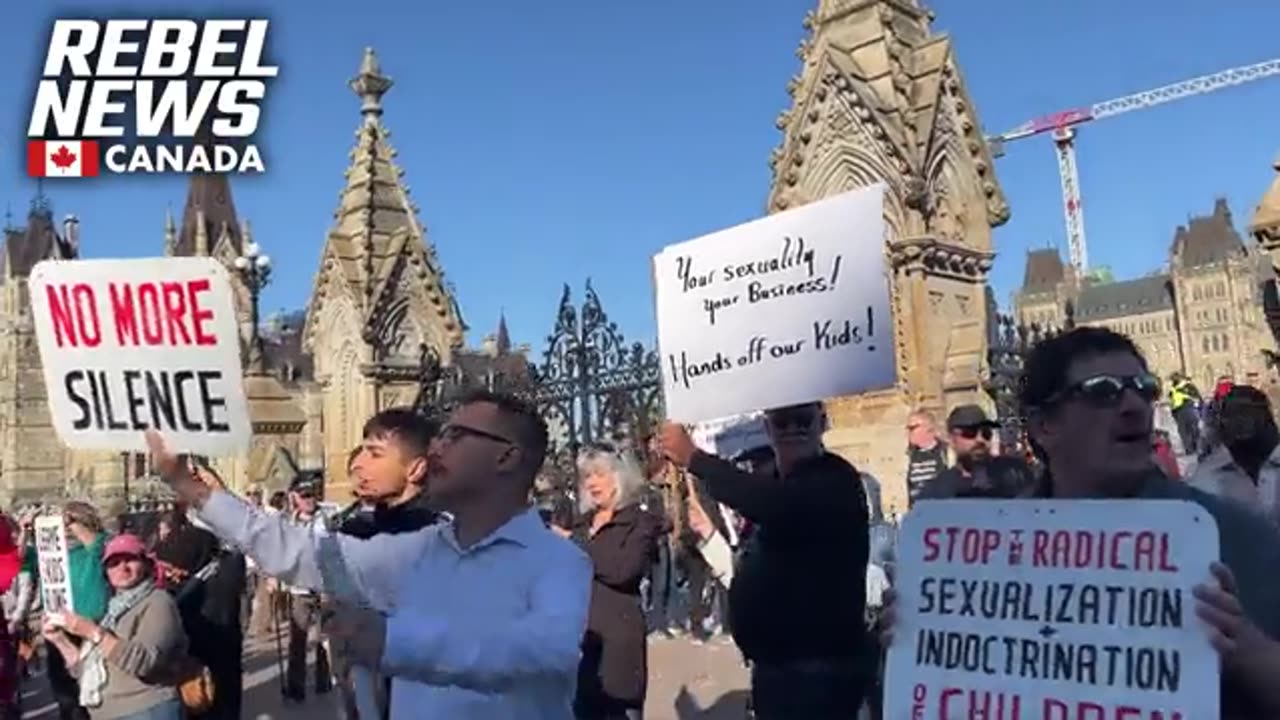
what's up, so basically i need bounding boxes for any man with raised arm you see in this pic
[145,390,592,719]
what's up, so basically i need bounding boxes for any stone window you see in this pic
[1222,334,1230,352]
[1194,286,1202,301]
[1203,336,1211,353]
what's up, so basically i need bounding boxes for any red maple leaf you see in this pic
[50,145,77,169]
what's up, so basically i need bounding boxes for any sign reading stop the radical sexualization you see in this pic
[885,500,1220,720]
[29,257,250,456]
[652,184,895,422]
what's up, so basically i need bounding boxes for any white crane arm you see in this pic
[1090,58,1280,120]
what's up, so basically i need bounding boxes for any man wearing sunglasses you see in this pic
[659,401,871,720]
[915,405,1035,501]
[144,390,591,720]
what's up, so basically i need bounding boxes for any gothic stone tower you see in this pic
[302,49,466,494]
[0,194,80,502]
[769,0,1010,512]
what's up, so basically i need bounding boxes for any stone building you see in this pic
[0,197,80,503]
[1014,198,1278,391]
[768,0,1009,513]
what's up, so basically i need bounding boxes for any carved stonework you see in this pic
[768,1,1009,510]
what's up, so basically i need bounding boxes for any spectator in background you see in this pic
[565,444,667,720]
[1190,385,1280,523]
[917,405,1035,500]
[1153,430,1181,480]
[41,502,108,720]
[903,410,947,508]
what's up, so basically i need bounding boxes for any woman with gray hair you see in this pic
[569,443,670,720]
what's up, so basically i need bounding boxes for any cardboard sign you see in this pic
[34,515,74,615]
[30,257,250,456]
[653,185,894,422]
[886,500,1220,719]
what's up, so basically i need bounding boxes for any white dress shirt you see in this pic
[196,490,592,719]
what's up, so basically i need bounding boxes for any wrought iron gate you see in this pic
[413,281,663,483]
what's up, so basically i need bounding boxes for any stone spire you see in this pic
[495,312,512,355]
[350,48,393,127]
[1251,153,1280,250]
[163,207,177,256]
[176,173,240,257]
[302,48,465,356]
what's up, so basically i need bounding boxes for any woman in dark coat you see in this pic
[568,444,669,720]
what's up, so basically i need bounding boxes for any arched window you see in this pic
[1222,334,1229,352]
[1211,335,1220,353]
[1203,336,1211,353]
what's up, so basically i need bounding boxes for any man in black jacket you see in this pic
[659,402,871,719]
[331,408,441,720]
[917,405,1036,500]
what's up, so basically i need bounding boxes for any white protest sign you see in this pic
[34,515,74,615]
[691,413,770,458]
[886,500,1220,720]
[29,257,250,456]
[654,184,894,422]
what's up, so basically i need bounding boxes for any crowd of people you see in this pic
[0,325,1274,718]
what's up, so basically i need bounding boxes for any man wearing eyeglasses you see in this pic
[143,390,591,720]
[915,405,1035,501]
[658,401,872,720]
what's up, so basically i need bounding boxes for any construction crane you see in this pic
[987,58,1280,275]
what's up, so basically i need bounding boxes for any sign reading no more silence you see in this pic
[653,184,895,422]
[885,500,1220,720]
[30,257,250,456]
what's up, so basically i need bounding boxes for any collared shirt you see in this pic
[197,491,591,720]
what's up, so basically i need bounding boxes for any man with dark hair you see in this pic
[144,390,591,719]
[917,405,1035,500]
[338,409,440,539]
[1015,326,1280,716]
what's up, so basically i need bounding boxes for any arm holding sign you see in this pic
[145,431,427,610]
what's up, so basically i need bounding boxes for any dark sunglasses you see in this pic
[955,426,994,441]
[1053,373,1161,407]
[439,423,515,446]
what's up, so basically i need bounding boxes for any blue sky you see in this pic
[2,0,1278,356]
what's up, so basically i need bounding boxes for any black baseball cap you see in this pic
[946,404,1000,432]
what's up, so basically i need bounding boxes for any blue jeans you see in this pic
[114,697,183,720]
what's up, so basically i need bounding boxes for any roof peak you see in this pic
[351,47,393,125]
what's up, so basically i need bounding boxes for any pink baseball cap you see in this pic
[102,533,147,563]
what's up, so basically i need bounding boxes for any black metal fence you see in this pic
[414,281,663,486]
[984,308,1072,451]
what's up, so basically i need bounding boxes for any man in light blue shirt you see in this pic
[145,390,593,720]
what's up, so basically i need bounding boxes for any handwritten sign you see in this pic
[653,185,894,422]
[30,257,250,456]
[885,500,1220,720]
[34,515,74,615]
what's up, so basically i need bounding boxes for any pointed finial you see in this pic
[350,47,393,124]
[496,310,511,354]
[30,179,51,218]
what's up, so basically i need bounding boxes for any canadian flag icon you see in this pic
[27,140,100,178]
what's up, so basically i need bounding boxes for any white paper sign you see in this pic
[29,257,250,456]
[654,185,894,422]
[886,500,1220,720]
[34,515,75,615]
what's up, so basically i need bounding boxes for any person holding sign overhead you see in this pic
[658,401,873,720]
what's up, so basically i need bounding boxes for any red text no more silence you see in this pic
[45,279,219,348]
[43,279,232,435]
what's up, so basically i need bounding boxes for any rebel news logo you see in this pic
[26,19,277,178]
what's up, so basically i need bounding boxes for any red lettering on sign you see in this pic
[1031,530,1178,573]
[920,527,1001,565]
[1043,696,1183,719]
[107,280,219,347]
[45,283,101,348]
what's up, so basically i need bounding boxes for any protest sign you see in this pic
[653,184,894,422]
[29,257,250,456]
[885,500,1219,720]
[34,515,74,615]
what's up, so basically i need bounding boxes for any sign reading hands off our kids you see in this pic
[885,500,1220,720]
[29,257,250,456]
[653,185,894,422]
